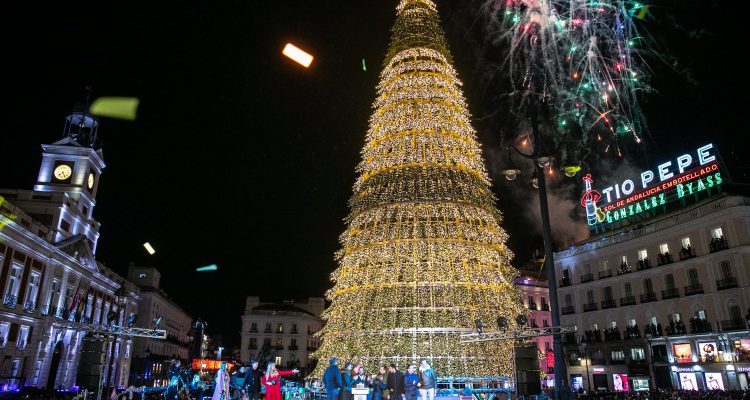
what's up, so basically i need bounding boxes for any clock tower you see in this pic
[30,99,105,249]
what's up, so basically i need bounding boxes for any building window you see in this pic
[681,237,691,248]
[659,243,669,254]
[291,324,297,333]
[688,269,699,286]
[630,348,646,361]
[665,274,676,290]
[24,272,40,310]
[610,321,617,328]
[528,296,536,309]
[611,350,625,361]
[543,319,549,327]
[263,338,271,346]
[638,249,647,260]
[600,260,609,271]
[720,260,733,279]
[4,263,23,301]
[670,313,681,323]
[60,219,71,232]
[265,323,272,333]
[250,323,257,332]
[274,338,283,348]
[624,282,632,297]
[603,286,613,300]
[711,227,723,239]
[584,263,591,274]
[290,339,297,346]
[621,255,628,264]
[643,278,653,294]
[33,361,42,384]
[695,310,707,320]
[564,294,572,306]
[275,356,282,365]
[17,325,29,349]
[627,319,636,327]
[0,322,9,346]
[586,290,594,304]
[540,297,548,310]
[730,305,743,322]
[277,323,284,333]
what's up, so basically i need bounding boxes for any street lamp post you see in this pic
[579,343,591,394]
[502,122,573,400]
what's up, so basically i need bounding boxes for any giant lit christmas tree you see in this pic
[313,0,524,378]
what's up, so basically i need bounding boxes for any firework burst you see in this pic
[479,0,653,161]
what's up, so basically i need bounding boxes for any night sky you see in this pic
[1,1,746,349]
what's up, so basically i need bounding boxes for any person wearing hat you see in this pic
[323,357,343,400]
[246,360,263,400]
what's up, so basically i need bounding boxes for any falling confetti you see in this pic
[89,97,140,120]
[282,43,314,68]
[143,242,156,255]
[196,264,218,272]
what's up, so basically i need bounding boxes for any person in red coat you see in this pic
[261,362,299,400]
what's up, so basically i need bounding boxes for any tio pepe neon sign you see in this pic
[581,143,723,226]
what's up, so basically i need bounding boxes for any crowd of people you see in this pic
[322,358,437,400]
[575,388,750,399]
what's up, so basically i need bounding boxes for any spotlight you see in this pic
[535,156,551,169]
[496,316,508,330]
[127,313,137,327]
[153,316,162,327]
[474,318,484,334]
[529,170,539,189]
[516,314,528,327]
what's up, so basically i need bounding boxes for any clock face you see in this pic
[87,172,95,189]
[53,164,73,181]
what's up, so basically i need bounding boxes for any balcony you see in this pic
[636,259,651,271]
[639,292,657,303]
[657,253,673,266]
[598,270,613,280]
[717,277,738,290]
[620,296,636,306]
[249,327,258,333]
[690,318,712,334]
[24,301,35,313]
[3,294,18,308]
[288,345,299,350]
[528,303,538,311]
[719,319,747,332]
[601,299,617,309]
[247,344,258,350]
[264,328,272,333]
[679,246,696,261]
[610,358,626,365]
[581,273,594,283]
[561,305,576,315]
[616,263,632,275]
[290,329,298,334]
[661,288,680,300]
[583,302,598,312]
[709,237,729,253]
[559,278,571,288]
[561,333,578,345]
[684,284,704,296]
[306,346,317,352]
[541,304,550,311]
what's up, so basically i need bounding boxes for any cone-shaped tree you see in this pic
[312,0,524,378]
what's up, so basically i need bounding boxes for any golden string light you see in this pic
[311,0,524,378]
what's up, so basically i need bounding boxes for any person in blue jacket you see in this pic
[403,365,419,400]
[323,357,343,400]
[369,374,389,400]
[341,362,354,400]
